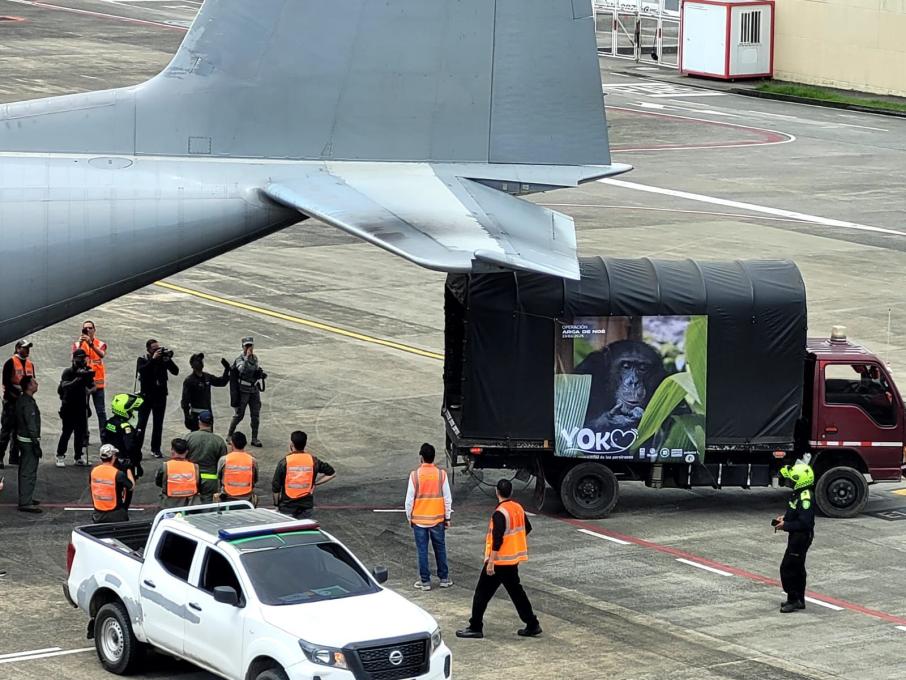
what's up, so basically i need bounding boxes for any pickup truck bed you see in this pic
[77,521,152,559]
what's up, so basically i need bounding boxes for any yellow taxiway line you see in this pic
[153,281,444,361]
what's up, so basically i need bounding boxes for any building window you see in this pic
[740,10,761,45]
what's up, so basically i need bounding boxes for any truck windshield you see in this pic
[241,542,378,605]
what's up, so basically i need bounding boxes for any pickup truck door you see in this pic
[139,530,199,655]
[183,547,246,678]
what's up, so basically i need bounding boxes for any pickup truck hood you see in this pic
[261,589,436,647]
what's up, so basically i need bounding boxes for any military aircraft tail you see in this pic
[127,0,612,164]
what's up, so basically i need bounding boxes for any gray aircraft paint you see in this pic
[0,0,629,345]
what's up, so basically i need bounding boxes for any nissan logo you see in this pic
[388,649,404,666]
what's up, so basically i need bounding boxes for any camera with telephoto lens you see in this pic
[158,347,174,360]
[76,367,96,380]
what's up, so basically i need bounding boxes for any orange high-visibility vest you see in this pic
[73,338,106,388]
[10,355,35,386]
[222,451,255,497]
[484,499,528,566]
[91,464,120,512]
[410,464,447,527]
[165,459,199,498]
[284,452,315,499]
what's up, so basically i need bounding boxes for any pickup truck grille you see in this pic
[350,637,429,680]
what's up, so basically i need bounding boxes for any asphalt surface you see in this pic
[2,2,906,679]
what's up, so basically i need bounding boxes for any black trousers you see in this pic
[469,563,539,631]
[57,406,87,460]
[780,531,813,603]
[137,393,167,454]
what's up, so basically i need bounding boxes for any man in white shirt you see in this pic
[405,443,453,591]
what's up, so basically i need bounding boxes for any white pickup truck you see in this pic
[64,502,452,680]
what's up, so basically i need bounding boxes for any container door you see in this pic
[816,361,904,479]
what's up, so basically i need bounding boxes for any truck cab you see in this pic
[805,328,906,517]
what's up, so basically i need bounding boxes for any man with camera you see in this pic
[56,348,96,467]
[228,337,266,447]
[136,339,179,459]
[72,320,108,446]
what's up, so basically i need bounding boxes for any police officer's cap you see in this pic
[241,336,254,347]
[198,410,214,424]
[190,352,205,365]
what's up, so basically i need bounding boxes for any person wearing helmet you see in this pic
[774,460,816,613]
[91,444,134,524]
[102,393,145,507]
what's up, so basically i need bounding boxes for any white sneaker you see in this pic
[414,581,432,591]
[55,457,66,468]
[439,578,453,588]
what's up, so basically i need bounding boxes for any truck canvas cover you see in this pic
[444,257,807,450]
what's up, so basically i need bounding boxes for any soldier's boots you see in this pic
[780,600,805,613]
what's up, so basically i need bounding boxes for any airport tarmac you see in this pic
[2,2,906,679]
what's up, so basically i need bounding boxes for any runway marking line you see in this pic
[0,648,60,661]
[0,647,94,665]
[5,0,187,30]
[153,281,444,361]
[804,596,844,612]
[578,528,631,545]
[896,626,906,633]
[561,518,906,627]
[675,558,734,577]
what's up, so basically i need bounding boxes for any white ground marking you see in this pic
[0,648,94,665]
[64,507,144,511]
[578,528,631,545]
[0,648,61,661]
[372,509,407,513]
[896,626,906,633]
[675,558,734,577]
[600,178,906,237]
[804,597,844,611]
[539,203,830,226]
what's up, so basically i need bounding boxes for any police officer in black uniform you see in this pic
[103,393,144,509]
[774,460,816,613]
[180,353,231,431]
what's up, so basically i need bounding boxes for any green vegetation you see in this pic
[756,82,906,114]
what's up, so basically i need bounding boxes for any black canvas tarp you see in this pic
[445,257,807,449]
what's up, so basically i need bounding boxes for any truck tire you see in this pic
[94,601,142,675]
[815,466,869,518]
[560,462,619,519]
[256,669,289,680]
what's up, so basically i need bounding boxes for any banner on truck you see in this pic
[554,315,708,462]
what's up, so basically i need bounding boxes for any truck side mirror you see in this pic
[213,585,240,607]
[372,566,389,584]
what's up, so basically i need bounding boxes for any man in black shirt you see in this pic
[272,430,335,518]
[56,348,95,467]
[136,338,179,458]
[181,353,230,431]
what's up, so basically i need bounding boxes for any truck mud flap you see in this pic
[87,618,95,640]
[62,582,78,609]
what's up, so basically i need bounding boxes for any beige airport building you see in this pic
[774,0,906,97]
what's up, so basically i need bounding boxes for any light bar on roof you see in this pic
[218,519,320,541]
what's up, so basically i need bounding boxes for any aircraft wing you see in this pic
[264,164,602,280]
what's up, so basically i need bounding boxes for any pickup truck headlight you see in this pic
[431,627,442,654]
[299,639,348,670]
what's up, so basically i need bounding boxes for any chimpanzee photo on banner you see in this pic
[554,315,708,462]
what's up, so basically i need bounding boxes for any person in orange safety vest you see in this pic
[216,431,259,506]
[1,339,36,468]
[91,444,134,524]
[72,320,108,447]
[155,438,200,509]
[405,443,452,591]
[456,478,541,640]
[272,430,335,519]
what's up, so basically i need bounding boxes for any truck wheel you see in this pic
[815,466,869,518]
[256,668,289,680]
[95,601,142,675]
[560,462,619,519]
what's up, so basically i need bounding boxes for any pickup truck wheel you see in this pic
[255,668,289,680]
[95,601,142,675]
[560,462,619,519]
[815,466,869,518]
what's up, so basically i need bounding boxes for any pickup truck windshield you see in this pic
[241,541,378,605]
